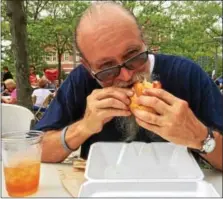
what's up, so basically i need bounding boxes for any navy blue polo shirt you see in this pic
[34,54,223,159]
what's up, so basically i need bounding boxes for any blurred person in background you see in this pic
[2,79,17,104]
[32,78,53,109]
[2,66,13,82]
[29,65,40,88]
[42,67,58,91]
[1,82,4,93]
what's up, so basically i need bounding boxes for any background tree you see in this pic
[1,0,222,106]
[1,0,50,75]
[137,1,222,76]
[6,0,32,109]
[35,1,89,83]
[25,1,50,72]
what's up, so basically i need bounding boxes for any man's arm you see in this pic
[2,97,16,104]
[40,87,132,163]
[41,120,91,163]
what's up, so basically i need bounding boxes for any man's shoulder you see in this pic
[153,53,209,98]
[154,53,202,78]
[68,64,90,80]
[155,53,199,68]
[64,64,97,89]
[60,64,98,95]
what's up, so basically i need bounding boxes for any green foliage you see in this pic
[37,1,89,81]
[1,1,15,73]
[1,1,89,76]
[140,1,222,76]
[1,1,222,77]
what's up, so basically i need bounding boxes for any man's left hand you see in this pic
[132,88,207,149]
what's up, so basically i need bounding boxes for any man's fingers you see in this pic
[137,96,170,115]
[132,109,164,126]
[143,88,177,105]
[95,98,129,110]
[95,87,133,105]
[100,109,131,118]
[135,117,160,135]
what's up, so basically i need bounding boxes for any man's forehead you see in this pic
[77,3,140,52]
[79,14,139,39]
[94,44,142,65]
[79,19,141,60]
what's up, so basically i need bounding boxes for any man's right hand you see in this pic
[81,87,133,135]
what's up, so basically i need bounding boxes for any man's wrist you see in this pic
[61,120,93,153]
[61,126,73,152]
[78,119,95,137]
[66,119,94,145]
[193,123,207,150]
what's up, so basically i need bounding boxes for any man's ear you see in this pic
[80,57,95,79]
[80,57,89,67]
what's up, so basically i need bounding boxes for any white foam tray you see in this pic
[85,142,204,181]
[79,181,219,197]
[78,142,220,197]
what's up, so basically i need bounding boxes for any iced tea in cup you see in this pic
[2,130,43,197]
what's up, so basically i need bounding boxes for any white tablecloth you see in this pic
[1,162,222,197]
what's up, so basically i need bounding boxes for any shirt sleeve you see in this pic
[199,77,223,133]
[185,61,223,133]
[34,73,80,131]
[165,56,223,134]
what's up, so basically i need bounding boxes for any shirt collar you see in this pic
[149,53,155,75]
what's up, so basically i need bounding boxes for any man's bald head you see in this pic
[75,2,142,58]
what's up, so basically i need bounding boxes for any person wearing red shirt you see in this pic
[29,65,39,87]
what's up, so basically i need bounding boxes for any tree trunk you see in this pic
[6,0,32,110]
[57,51,62,85]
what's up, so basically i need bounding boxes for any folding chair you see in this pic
[1,104,35,132]
[32,95,37,105]
[1,104,35,160]
[33,94,53,121]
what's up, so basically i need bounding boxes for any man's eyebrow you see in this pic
[95,44,141,66]
[95,57,114,66]
[122,45,141,58]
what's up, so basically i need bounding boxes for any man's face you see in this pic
[80,19,150,88]
[79,15,151,141]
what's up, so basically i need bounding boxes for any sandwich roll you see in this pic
[130,79,162,113]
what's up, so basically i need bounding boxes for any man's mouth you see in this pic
[127,83,134,88]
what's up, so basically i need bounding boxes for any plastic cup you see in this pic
[2,130,43,197]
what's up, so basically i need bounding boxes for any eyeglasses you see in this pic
[91,50,150,82]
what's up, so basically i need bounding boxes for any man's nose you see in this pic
[117,67,134,82]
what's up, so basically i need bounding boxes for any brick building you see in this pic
[44,51,81,74]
